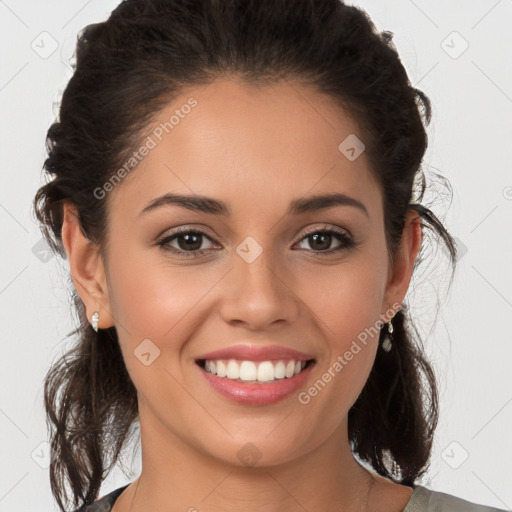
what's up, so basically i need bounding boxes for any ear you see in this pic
[61,202,115,330]
[382,209,422,315]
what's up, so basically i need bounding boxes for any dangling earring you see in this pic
[91,311,99,332]
[382,319,393,352]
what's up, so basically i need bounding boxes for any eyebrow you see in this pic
[139,192,369,218]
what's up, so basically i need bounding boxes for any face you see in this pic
[78,77,413,468]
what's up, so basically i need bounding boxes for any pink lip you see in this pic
[197,361,315,406]
[196,344,315,362]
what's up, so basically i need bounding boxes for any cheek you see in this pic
[295,251,387,410]
[106,245,216,339]
[295,272,384,445]
[105,247,229,395]
[105,247,207,407]
[302,256,388,346]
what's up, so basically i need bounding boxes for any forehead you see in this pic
[107,77,381,221]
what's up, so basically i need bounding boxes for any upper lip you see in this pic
[196,344,315,362]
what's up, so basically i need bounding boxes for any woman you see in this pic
[33,0,508,511]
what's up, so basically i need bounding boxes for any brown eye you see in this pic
[157,228,216,257]
[295,228,355,254]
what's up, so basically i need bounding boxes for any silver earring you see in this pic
[91,311,99,332]
[382,319,393,352]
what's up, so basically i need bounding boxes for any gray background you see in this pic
[0,0,511,510]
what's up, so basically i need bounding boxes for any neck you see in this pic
[118,413,377,512]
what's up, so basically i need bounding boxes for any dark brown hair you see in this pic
[33,0,457,510]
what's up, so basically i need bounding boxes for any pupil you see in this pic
[311,233,331,250]
[179,233,201,251]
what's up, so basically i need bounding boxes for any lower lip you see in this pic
[198,362,315,406]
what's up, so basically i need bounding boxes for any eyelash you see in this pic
[156,225,356,258]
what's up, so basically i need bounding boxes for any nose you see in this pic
[218,245,300,332]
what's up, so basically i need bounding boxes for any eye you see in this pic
[157,227,217,257]
[157,225,356,258]
[294,226,355,254]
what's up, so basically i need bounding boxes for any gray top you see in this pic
[75,483,510,511]
[402,485,509,512]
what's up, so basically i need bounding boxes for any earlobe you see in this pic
[61,202,115,330]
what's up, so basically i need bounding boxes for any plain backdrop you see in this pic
[1,0,511,510]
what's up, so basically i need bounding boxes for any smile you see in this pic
[196,358,316,405]
[198,358,313,383]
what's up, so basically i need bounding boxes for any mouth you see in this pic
[196,357,316,405]
[195,358,316,384]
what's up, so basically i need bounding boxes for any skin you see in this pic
[61,77,422,512]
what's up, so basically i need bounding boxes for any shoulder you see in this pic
[404,484,509,512]
[70,484,130,512]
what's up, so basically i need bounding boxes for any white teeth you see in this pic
[202,358,310,382]
[216,360,227,377]
[285,360,295,378]
[257,361,275,382]
[226,360,239,379]
[239,361,257,381]
[274,361,286,379]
